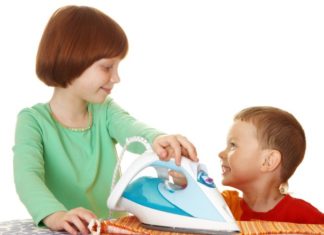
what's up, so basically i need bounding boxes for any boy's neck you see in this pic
[242,187,285,212]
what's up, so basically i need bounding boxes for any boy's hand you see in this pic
[152,134,198,165]
[43,208,96,235]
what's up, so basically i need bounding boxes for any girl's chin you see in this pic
[90,95,109,104]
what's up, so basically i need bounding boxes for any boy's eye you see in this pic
[228,142,237,150]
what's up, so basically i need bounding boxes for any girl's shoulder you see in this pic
[88,97,114,112]
[17,103,50,120]
[89,98,127,118]
[15,103,53,135]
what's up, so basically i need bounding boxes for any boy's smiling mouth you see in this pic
[222,165,231,175]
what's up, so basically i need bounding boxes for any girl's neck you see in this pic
[49,89,91,129]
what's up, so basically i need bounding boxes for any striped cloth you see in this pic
[91,215,324,235]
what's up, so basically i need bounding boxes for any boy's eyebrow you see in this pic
[228,135,241,143]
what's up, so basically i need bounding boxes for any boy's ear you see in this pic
[261,149,281,172]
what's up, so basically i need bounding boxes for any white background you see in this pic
[0,0,323,221]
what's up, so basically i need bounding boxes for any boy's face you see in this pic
[218,120,266,190]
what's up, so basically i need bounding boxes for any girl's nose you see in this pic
[111,73,120,84]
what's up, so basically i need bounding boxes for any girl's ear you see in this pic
[261,149,281,172]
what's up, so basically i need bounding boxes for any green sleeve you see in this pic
[13,109,66,226]
[106,99,164,152]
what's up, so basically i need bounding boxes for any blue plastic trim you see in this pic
[150,160,226,222]
[123,159,226,222]
[123,177,192,217]
[197,170,216,188]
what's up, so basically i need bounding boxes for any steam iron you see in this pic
[108,137,240,234]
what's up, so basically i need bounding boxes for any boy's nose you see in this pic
[218,150,226,159]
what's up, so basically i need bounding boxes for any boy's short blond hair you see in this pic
[234,106,306,182]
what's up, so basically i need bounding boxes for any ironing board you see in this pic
[93,215,324,235]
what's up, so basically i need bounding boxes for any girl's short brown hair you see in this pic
[234,106,306,182]
[36,5,128,87]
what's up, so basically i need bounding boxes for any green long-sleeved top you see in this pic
[13,98,162,225]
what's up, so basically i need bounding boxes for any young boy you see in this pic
[171,106,323,223]
[219,106,323,223]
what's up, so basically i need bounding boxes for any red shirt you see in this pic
[222,191,324,224]
[241,194,324,224]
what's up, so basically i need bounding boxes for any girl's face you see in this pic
[69,57,121,103]
[218,120,265,190]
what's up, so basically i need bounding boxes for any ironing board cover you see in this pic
[90,215,324,235]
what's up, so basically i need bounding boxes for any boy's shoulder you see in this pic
[274,194,324,223]
[221,190,242,207]
[284,194,322,213]
[222,190,243,220]
[222,190,241,199]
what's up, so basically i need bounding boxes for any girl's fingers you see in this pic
[153,134,198,165]
[69,215,89,235]
[63,208,97,235]
[78,208,97,222]
[63,221,78,235]
[176,135,198,161]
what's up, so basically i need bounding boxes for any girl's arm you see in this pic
[13,109,67,225]
[106,99,197,163]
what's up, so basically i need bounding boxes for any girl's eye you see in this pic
[103,65,113,71]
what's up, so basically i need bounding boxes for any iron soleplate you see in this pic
[141,223,240,235]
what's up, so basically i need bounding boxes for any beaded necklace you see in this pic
[48,103,92,132]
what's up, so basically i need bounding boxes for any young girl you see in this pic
[219,106,323,223]
[13,5,198,235]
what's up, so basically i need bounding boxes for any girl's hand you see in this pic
[43,208,97,235]
[169,170,188,187]
[152,134,198,165]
